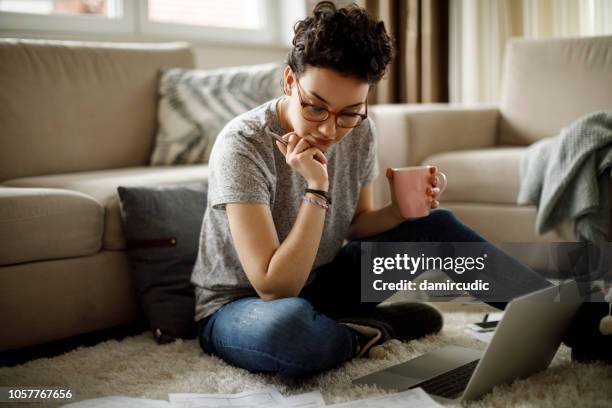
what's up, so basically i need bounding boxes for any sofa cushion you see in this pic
[500,36,612,145]
[443,202,574,243]
[150,63,283,166]
[424,147,525,205]
[0,187,103,265]
[2,165,208,250]
[0,39,195,182]
[117,182,207,343]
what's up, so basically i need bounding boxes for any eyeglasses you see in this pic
[294,76,368,129]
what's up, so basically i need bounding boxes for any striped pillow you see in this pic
[150,63,284,165]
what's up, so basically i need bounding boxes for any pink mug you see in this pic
[390,166,447,218]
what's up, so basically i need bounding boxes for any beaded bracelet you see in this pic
[304,188,332,205]
[302,195,330,210]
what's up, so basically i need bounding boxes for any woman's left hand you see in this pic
[426,166,442,209]
[385,166,441,218]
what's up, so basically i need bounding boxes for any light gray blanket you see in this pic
[517,111,612,242]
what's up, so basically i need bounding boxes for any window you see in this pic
[147,0,261,30]
[0,0,121,18]
[0,0,132,33]
[139,0,278,44]
[0,0,289,45]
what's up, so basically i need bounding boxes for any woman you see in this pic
[191,1,551,378]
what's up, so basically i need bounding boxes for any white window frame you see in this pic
[0,0,289,45]
[0,0,135,34]
[139,0,281,45]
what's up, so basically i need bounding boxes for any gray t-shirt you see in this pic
[191,97,379,322]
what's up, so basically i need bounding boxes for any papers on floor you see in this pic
[285,391,327,408]
[61,386,442,408]
[62,396,170,407]
[169,387,288,407]
[327,388,442,407]
[61,388,325,408]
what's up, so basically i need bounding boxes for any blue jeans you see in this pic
[198,209,551,377]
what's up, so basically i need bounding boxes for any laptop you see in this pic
[352,281,582,402]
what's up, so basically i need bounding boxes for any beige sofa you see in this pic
[0,39,202,352]
[0,36,610,352]
[370,35,612,243]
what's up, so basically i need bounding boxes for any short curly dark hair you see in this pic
[287,1,394,85]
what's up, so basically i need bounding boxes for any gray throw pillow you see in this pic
[117,182,207,344]
[150,62,284,166]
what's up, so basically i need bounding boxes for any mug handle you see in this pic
[435,171,447,194]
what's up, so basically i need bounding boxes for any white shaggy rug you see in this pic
[1,303,611,408]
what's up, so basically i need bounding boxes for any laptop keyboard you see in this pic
[412,359,480,399]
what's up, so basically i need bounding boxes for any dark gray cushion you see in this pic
[117,182,207,344]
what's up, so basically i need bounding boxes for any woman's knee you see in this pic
[393,208,459,237]
[258,298,354,375]
[206,297,354,378]
[427,208,458,226]
[425,208,483,242]
[209,297,314,343]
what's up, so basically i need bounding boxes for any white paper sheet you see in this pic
[168,387,287,408]
[326,388,443,408]
[61,396,170,408]
[284,391,326,408]
[484,312,504,322]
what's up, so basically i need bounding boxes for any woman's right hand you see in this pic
[276,132,329,190]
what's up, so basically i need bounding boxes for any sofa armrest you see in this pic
[370,103,500,166]
[369,104,500,208]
